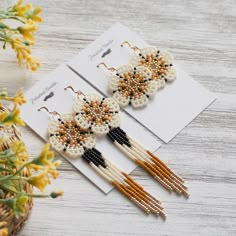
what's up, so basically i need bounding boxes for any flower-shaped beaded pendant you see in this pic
[109,65,158,108]
[129,48,176,86]
[48,113,96,157]
[73,94,121,135]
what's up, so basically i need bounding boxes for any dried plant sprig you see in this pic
[0,0,42,71]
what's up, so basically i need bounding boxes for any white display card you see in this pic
[21,65,161,194]
[68,23,216,143]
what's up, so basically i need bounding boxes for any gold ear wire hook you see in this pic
[121,41,141,52]
[38,106,60,116]
[97,62,117,73]
[64,86,84,96]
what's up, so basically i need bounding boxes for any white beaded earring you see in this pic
[38,106,166,218]
[97,63,158,108]
[121,41,176,84]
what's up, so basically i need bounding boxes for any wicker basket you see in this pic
[0,107,33,236]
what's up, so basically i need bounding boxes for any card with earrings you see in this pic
[20,65,161,194]
[68,23,216,143]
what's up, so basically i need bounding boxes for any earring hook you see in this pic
[38,106,60,117]
[64,86,84,96]
[97,62,117,73]
[121,41,141,52]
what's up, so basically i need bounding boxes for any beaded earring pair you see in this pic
[38,42,189,217]
[97,41,176,108]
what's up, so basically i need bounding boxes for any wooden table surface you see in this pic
[1,0,236,235]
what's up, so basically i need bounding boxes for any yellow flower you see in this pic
[17,20,37,43]
[13,0,32,17]
[11,38,40,71]
[0,89,26,105]
[31,144,61,169]
[0,228,8,236]
[2,194,29,218]
[28,170,50,192]
[11,38,31,64]
[27,6,42,23]
[15,194,29,217]
[26,54,40,71]
[13,89,26,105]
[29,163,42,171]
[0,104,25,126]
[48,169,60,179]
[10,140,29,162]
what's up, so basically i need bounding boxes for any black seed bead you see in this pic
[63,148,67,152]
[107,132,115,142]
[111,131,131,147]
[50,134,54,137]
[92,148,102,156]
[76,112,79,115]
[82,154,91,164]
[116,127,128,137]
[170,64,173,66]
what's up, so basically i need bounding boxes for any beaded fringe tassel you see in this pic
[82,148,166,219]
[107,127,189,198]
